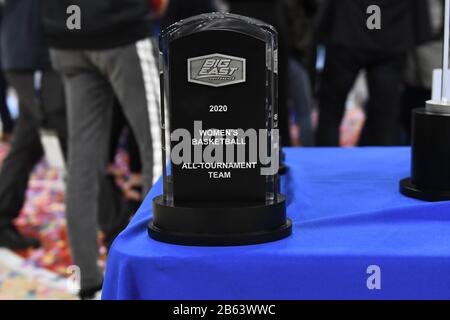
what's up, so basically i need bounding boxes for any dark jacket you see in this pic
[317,0,432,53]
[1,0,50,71]
[281,0,318,75]
[42,0,153,50]
[161,0,215,30]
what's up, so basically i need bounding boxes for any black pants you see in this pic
[317,45,406,146]
[109,100,142,174]
[0,70,67,226]
[0,69,14,134]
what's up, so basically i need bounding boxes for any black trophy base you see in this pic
[148,195,292,246]
[400,178,450,202]
[399,106,450,202]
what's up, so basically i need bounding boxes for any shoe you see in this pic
[0,224,41,249]
[79,282,103,300]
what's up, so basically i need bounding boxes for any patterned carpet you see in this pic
[0,143,78,299]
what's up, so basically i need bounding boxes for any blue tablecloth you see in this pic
[102,148,450,300]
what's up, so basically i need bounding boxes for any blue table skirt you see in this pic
[102,148,450,300]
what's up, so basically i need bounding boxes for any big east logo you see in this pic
[198,59,238,78]
[188,53,246,87]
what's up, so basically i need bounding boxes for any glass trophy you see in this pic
[400,0,450,201]
[148,13,292,245]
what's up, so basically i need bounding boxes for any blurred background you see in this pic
[0,0,440,299]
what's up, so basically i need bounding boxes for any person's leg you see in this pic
[93,39,160,195]
[0,70,14,136]
[277,36,292,147]
[51,49,114,292]
[40,69,68,157]
[228,1,291,146]
[364,54,406,146]
[108,99,126,165]
[0,72,43,249]
[0,72,43,226]
[97,170,127,251]
[316,46,361,146]
[128,129,142,176]
[88,40,160,250]
[122,127,143,213]
[98,98,126,251]
[288,59,314,146]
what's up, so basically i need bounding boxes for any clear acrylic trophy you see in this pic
[148,13,292,245]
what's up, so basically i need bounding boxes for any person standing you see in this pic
[42,0,163,299]
[281,0,318,146]
[316,0,431,146]
[227,0,293,146]
[0,0,67,250]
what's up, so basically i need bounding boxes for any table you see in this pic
[102,148,450,300]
